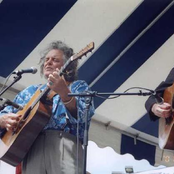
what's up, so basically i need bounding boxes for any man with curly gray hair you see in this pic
[0,41,95,174]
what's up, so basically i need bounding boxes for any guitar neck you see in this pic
[59,58,72,76]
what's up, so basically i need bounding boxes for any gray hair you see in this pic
[39,41,78,82]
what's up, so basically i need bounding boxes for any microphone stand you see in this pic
[68,90,154,174]
[0,74,22,110]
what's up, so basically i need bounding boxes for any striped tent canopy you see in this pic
[0,0,174,172]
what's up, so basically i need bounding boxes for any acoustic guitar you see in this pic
[159,83,174,150]
[0,42,94,166]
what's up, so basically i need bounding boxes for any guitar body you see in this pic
[0,89,52,166]
[159,83,174,150]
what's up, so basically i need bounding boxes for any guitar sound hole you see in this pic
[23,107,31,120]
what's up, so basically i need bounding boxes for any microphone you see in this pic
[12,67,37,75]
[0,98,23,110]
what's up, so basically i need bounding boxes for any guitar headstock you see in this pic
[71,42,95,61]
[60,42,95,76]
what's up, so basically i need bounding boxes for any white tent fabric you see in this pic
[137,166,174,174]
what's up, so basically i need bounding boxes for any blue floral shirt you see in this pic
[0,80,95,142]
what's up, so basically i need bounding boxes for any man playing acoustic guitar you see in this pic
[145,68,174,149]
[145,68,174,120]
[0,41,95,174]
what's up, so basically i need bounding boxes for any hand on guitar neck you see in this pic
[47,68,77,118]
[151,102,172,119]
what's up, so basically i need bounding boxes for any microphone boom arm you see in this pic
[0,74,22,97]
[68,88,154,174]
[68,90,154,97]
[0,74,22,110]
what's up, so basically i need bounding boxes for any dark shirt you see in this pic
[145,68,174,121]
